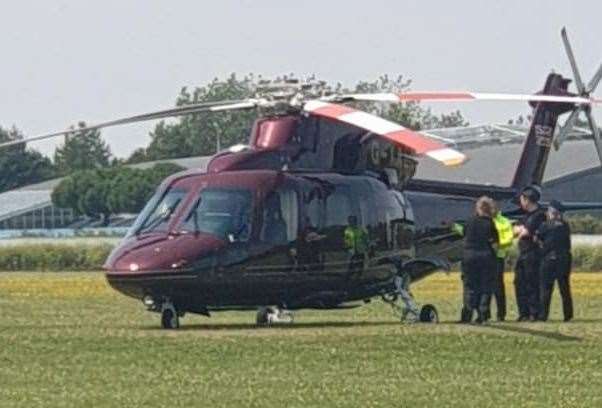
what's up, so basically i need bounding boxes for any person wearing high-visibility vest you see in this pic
[344,215,369,278]
[453,200,512,323]
[489,204,514,321]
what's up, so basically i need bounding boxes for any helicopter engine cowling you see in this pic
[208,113,418,190]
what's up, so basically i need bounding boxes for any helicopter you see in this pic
[2,28,602,329]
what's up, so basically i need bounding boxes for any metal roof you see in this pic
[417,125,600,186]
[0,156,214,222]
[0,190,54,221]
[130,156,212,171]
[416,139,600,186]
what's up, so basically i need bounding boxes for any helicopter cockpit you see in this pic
[181,188,252,242]
[127,186,189,237]
[108,171,293,272]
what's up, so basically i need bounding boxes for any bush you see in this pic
[504,244,602,272]
[2,242,602,272]
[567,215,602,235]
[0,244,113,271]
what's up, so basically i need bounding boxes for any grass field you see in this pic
[1,272,602,407]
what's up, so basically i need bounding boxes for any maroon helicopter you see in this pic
[3,28,601,329]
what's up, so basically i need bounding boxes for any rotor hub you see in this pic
[253,78,335,109]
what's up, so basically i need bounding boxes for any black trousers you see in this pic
[485,258,506,320]
[515,253,541,319]
[540,254,573,321]
[461,251,496,322]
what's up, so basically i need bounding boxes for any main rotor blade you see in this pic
[561,27,586,94]
[303,100,467,166]
[587,63,602,94]
[330,92,597,105]
[585,109,602,165]
[0,99,258,149]
[554,108,581,150]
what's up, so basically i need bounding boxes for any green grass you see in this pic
[1,273,602,407]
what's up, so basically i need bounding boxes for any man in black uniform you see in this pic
[536,200,573,321]
[514,185,546,321]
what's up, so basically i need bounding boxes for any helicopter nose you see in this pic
[104,233,224,273]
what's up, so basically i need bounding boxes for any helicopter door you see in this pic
[243,188,299,301]
[321,188,359,281]
[392,191,415,256]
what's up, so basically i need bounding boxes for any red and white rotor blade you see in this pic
[304,100,466,166]
[336,92,600,105]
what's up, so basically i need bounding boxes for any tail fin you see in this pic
[511,73,574,190]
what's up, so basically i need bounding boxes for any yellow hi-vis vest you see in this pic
[494,213,514,259]
[344,226,369,254]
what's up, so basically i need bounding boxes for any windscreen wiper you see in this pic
[136,204,178,236]
[183,197,202,235]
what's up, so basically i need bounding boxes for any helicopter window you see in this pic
[317,188,365,252]
[295,115,319,152]
[400,157,417,184]
[305,193,322,230]
[132,187,189,235]
[325,191,353,228]
[260,190,298,244]
[182,189,252,241]
[393,191,414,222]
[385,204,405,250]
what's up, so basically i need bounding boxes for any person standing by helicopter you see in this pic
[514,185,547,321]
[535,200,573,321]
[460,197,499,324]
[487,202,515,321]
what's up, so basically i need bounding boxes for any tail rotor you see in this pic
[555,27,602,164]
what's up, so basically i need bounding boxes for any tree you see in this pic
[507,114,532,126]
[147,162,187,185]
[351,75,469,130]
[140,74,257,161]
[106,168,154,215]
[52,163,185,223]
[421,109,469,129]
[126,148,148,164]
[54,121,111,174]
[0,126,55,193]
[51,169,111,223]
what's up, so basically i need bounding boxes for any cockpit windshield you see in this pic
[128,187,189,237]
[181,188,252,241]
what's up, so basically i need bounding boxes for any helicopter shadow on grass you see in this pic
[564,318,602,324]
[476,322,583,342]
[138,320,403,332]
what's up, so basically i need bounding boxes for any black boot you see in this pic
[460,307,472,323]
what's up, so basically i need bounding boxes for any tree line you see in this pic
[51,163,184,224]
